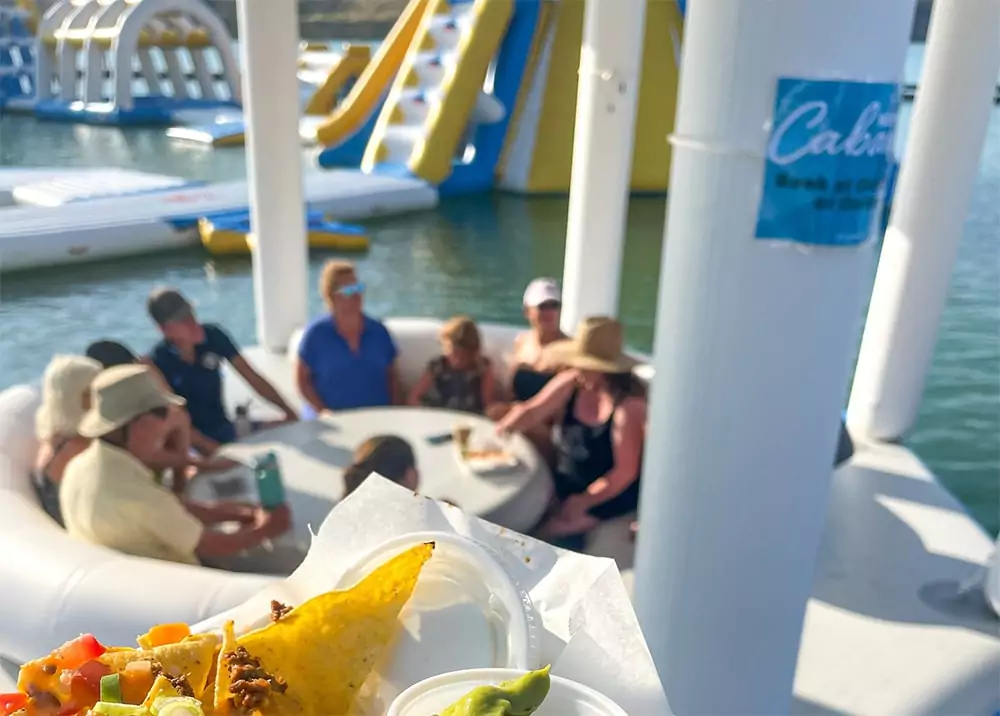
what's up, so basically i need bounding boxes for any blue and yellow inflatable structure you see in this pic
[0,0,37,109]
[198,209,369,257]
[317,0,685,196]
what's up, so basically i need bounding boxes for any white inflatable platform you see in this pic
[0,167,437,272]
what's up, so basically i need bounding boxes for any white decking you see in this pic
[0,168,437,272]
[616,438,1000,716]
[794,439,998,714]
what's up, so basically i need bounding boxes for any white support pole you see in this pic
[236,0,308,353]
[632,1,915,713]
[559,0,646,333]
[847,0,1000,442]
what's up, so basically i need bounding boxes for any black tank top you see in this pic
[512,367,556,402]
[552,389,642,521]
[553,389,617,495]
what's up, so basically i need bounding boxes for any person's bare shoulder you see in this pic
[512,330,529,354]
[616,396,648,425]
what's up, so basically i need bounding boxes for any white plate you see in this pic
[334,532,540,713]
[457,448,521,475]
[387,668,628,716]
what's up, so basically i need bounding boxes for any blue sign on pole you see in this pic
[755,77,900,247]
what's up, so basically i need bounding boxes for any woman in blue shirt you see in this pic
[296,261,402,416]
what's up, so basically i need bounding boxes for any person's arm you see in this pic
[567,398,646,514]
[388,360,403,406]
[230,355,297,420]
[137,360,221,455]
[407,368,433,407]
[497,370,578,434]
[195,505,291,559]
[383,327,402,405]
[189,429,221,456]
[294,324,329,414]
[181,499,255,525]
[480,358,498,410]
[204,324,296,420]
[295,358,327,414]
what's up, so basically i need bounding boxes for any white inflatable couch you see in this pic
[0,317,648,664]
[0,385,275,664]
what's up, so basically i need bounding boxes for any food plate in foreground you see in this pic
[334,532,540,713]
[2,543,435,716]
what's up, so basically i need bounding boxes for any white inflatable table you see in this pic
[190,407,553,547]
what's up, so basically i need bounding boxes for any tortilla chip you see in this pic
[231,542,434,716]
[99,633,220,697]
[142,674,181,708]
[212,620,239,716]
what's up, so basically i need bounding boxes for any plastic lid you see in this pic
[387,668,628,716]
[334,532,540,711]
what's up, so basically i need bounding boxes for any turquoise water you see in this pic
[1,48,997,535]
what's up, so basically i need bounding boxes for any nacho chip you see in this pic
[142,674,182,708]
[224,542,434,716]
[212,621,239,716]
[99,633,220,698]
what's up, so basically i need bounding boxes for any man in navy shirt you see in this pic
[147,288,298,447]
[295,260,401,417]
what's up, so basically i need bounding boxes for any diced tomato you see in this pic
[0,693,28,715]
[72,661,110,695]
[51,636,105,672]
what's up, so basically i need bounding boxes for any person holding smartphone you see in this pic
[60,365,291,572]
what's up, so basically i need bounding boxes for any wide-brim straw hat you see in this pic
[78,364,185,438]
[542,317,639,374]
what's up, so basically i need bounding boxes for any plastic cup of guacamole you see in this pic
[387,667,628,716]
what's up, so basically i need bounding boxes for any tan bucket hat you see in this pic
[78,364,185,438]
[543,317,639,373]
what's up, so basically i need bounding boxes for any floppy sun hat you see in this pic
[543,317,638,373]
[78,365,185,438]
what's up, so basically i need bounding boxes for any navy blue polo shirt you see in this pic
[151,323,240,443]
[297,314,398,416]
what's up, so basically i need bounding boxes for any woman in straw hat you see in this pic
[497,317,646,546]
[33,355,103,524]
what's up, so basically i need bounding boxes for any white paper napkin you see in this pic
[193,476,671,715]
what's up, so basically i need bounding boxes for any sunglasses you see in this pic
[335,282,366,297]
[537,300,561,311]
[145,406,170,420]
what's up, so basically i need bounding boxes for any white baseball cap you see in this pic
[522,278,561,308]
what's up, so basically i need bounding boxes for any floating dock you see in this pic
[0,167,437,272]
